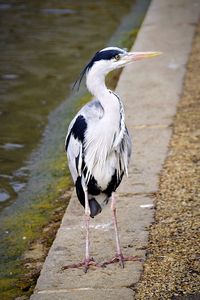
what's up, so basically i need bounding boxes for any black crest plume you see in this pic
[72,48,124,91]
[72,51,99,91]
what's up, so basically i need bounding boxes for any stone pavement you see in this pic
[30,0,200,299]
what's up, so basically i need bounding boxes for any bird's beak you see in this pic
[122,51,162,64]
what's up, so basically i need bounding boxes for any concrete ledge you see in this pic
[31,288,134,300]
[31,0,200,299]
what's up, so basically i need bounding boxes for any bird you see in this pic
[64,46,161,272]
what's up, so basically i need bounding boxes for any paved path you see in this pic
[31,0,200,299]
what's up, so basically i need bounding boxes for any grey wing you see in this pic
[119,127,132,176]
[80,99,104,120]
[66,134,83,182]
[124,126,132,160]
[65,99,104,182]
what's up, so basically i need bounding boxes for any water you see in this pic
[0,0,150,298]
[0,0,133,210]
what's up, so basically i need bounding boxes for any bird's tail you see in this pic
[89,198,102,218]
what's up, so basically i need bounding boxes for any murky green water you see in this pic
[0,0,150,298]
[0,0,134,208]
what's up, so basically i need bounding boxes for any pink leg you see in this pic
[62,179,101,273]
[101,193,142,268]
[83,185,93,273]
[111,192,124,267]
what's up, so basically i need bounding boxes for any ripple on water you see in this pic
[0,143,24,150]
[0,174,13,180]
[0,190,10,202]
[41,8,76,15]
[0,4,12,11]
[1,74,19,80]
[11,182,26,193]
[13,166,30,178]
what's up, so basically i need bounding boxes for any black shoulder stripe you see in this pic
[71,115,87,142]
[65,115,87,152]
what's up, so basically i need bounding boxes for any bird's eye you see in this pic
[115,54,120,61]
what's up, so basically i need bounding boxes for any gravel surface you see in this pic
[135,23,200,300]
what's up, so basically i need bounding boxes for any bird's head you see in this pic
[74,47,162,90]
[87,47,161,72]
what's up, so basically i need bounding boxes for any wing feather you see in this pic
[65,99,104,182]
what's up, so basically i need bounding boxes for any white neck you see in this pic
[86,64,126,148]
[86,65,122,117]
[86,66,110,101]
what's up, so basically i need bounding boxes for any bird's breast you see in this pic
[83,99,125,189]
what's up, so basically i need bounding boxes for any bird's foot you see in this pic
[83,257,102,273]
[101,253,143,268]
[62,257,102,273]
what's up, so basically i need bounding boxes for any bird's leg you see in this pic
[82,180,103,272]
[83,182,92,272]
[101,193,142,268]
[110,192,124,267]
[63,178,102,273]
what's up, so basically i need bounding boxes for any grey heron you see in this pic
[64,47,161,272]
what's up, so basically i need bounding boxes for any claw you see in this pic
[101,254,143,268]
[83,257,96,273]
[62,257,102,273]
